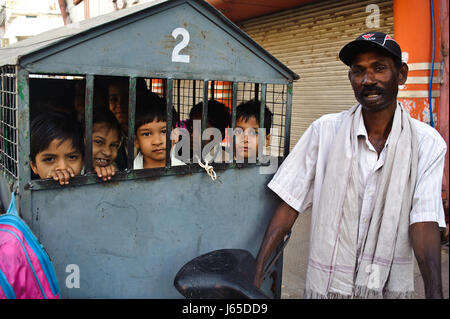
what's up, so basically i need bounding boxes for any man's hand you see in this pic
[254,201,298,288]
[410,221,443,299]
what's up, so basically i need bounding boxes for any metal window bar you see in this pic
[258,83,267,164]
[254,83,260,102]
[209,81,215,100]
[192,80,196,111]
[166,79,173,168]
[176,79,181,124]
[0,66,18,182]
[83,75,94,173]
[127,77,136,170]
[201,81,209,161]
[162,79,167,98]
[230,82,238,164]
[284,83,293,157]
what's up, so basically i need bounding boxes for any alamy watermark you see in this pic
[65,264,80,289]
[365,4,380,28]
[171,120,279,174]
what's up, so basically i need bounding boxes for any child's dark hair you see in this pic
[135,92,179,134]
[93,108,123,139]
[30,112,84,162]
[189,100,231,137]
[236,100,273,134]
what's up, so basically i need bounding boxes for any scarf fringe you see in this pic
[304,287,415,299]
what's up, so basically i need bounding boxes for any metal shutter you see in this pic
[239,0,394,148]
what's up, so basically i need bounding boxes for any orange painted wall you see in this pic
[394,0,441,127]
[395,0,449,217]
[395,0,441,63]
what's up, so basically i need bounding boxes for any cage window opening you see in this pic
[0,66,18,181]
[20,72,292,187]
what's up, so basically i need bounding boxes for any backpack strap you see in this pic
[6,192,18,217]
[0,175,11,213]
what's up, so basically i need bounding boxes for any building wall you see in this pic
[239,0,394,149]
[65,0,167,23]
[0,0,62,47]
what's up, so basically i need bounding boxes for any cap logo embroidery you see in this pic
[362,33,376,40]
[383,34,394,45]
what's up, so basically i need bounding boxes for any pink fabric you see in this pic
[0,224,59,299]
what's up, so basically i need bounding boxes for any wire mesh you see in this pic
[236,82,287,158]
[169,79,204,125]
[237,82,261,105]
[0,65,18,182]
[266,83,287,158]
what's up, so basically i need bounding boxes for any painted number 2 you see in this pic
[172,27,190,63]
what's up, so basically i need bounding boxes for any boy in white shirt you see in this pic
[134,92,184,169]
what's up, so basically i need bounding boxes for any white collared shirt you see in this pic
[268,104,447,233]
[133,150,186,169]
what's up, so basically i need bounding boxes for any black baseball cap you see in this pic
[339,32,402,66]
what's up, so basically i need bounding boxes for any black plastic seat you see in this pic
[174,249,270,299]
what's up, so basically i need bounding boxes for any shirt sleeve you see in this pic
[268,122,319,213]
[410,132,447,229]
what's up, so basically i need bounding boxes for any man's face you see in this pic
[348,50,407,113]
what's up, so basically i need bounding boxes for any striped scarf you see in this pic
[304,103,418,299]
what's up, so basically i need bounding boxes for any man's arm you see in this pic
[253,201,299,288]
[410,221,443,299]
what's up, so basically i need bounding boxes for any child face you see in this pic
[108,82,129,132]
[134,120,167,168]
[92,123,121,169]
[235,116,270,160]
[30,139,83,179]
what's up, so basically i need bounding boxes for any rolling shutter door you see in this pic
[239,0,394,148]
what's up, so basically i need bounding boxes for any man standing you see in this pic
[254,32,446,299]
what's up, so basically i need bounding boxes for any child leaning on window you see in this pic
[134,92,185,169]
[30,112,84,185]
[91,109,123,181]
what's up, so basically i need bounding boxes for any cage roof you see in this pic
[0,0,299,83]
